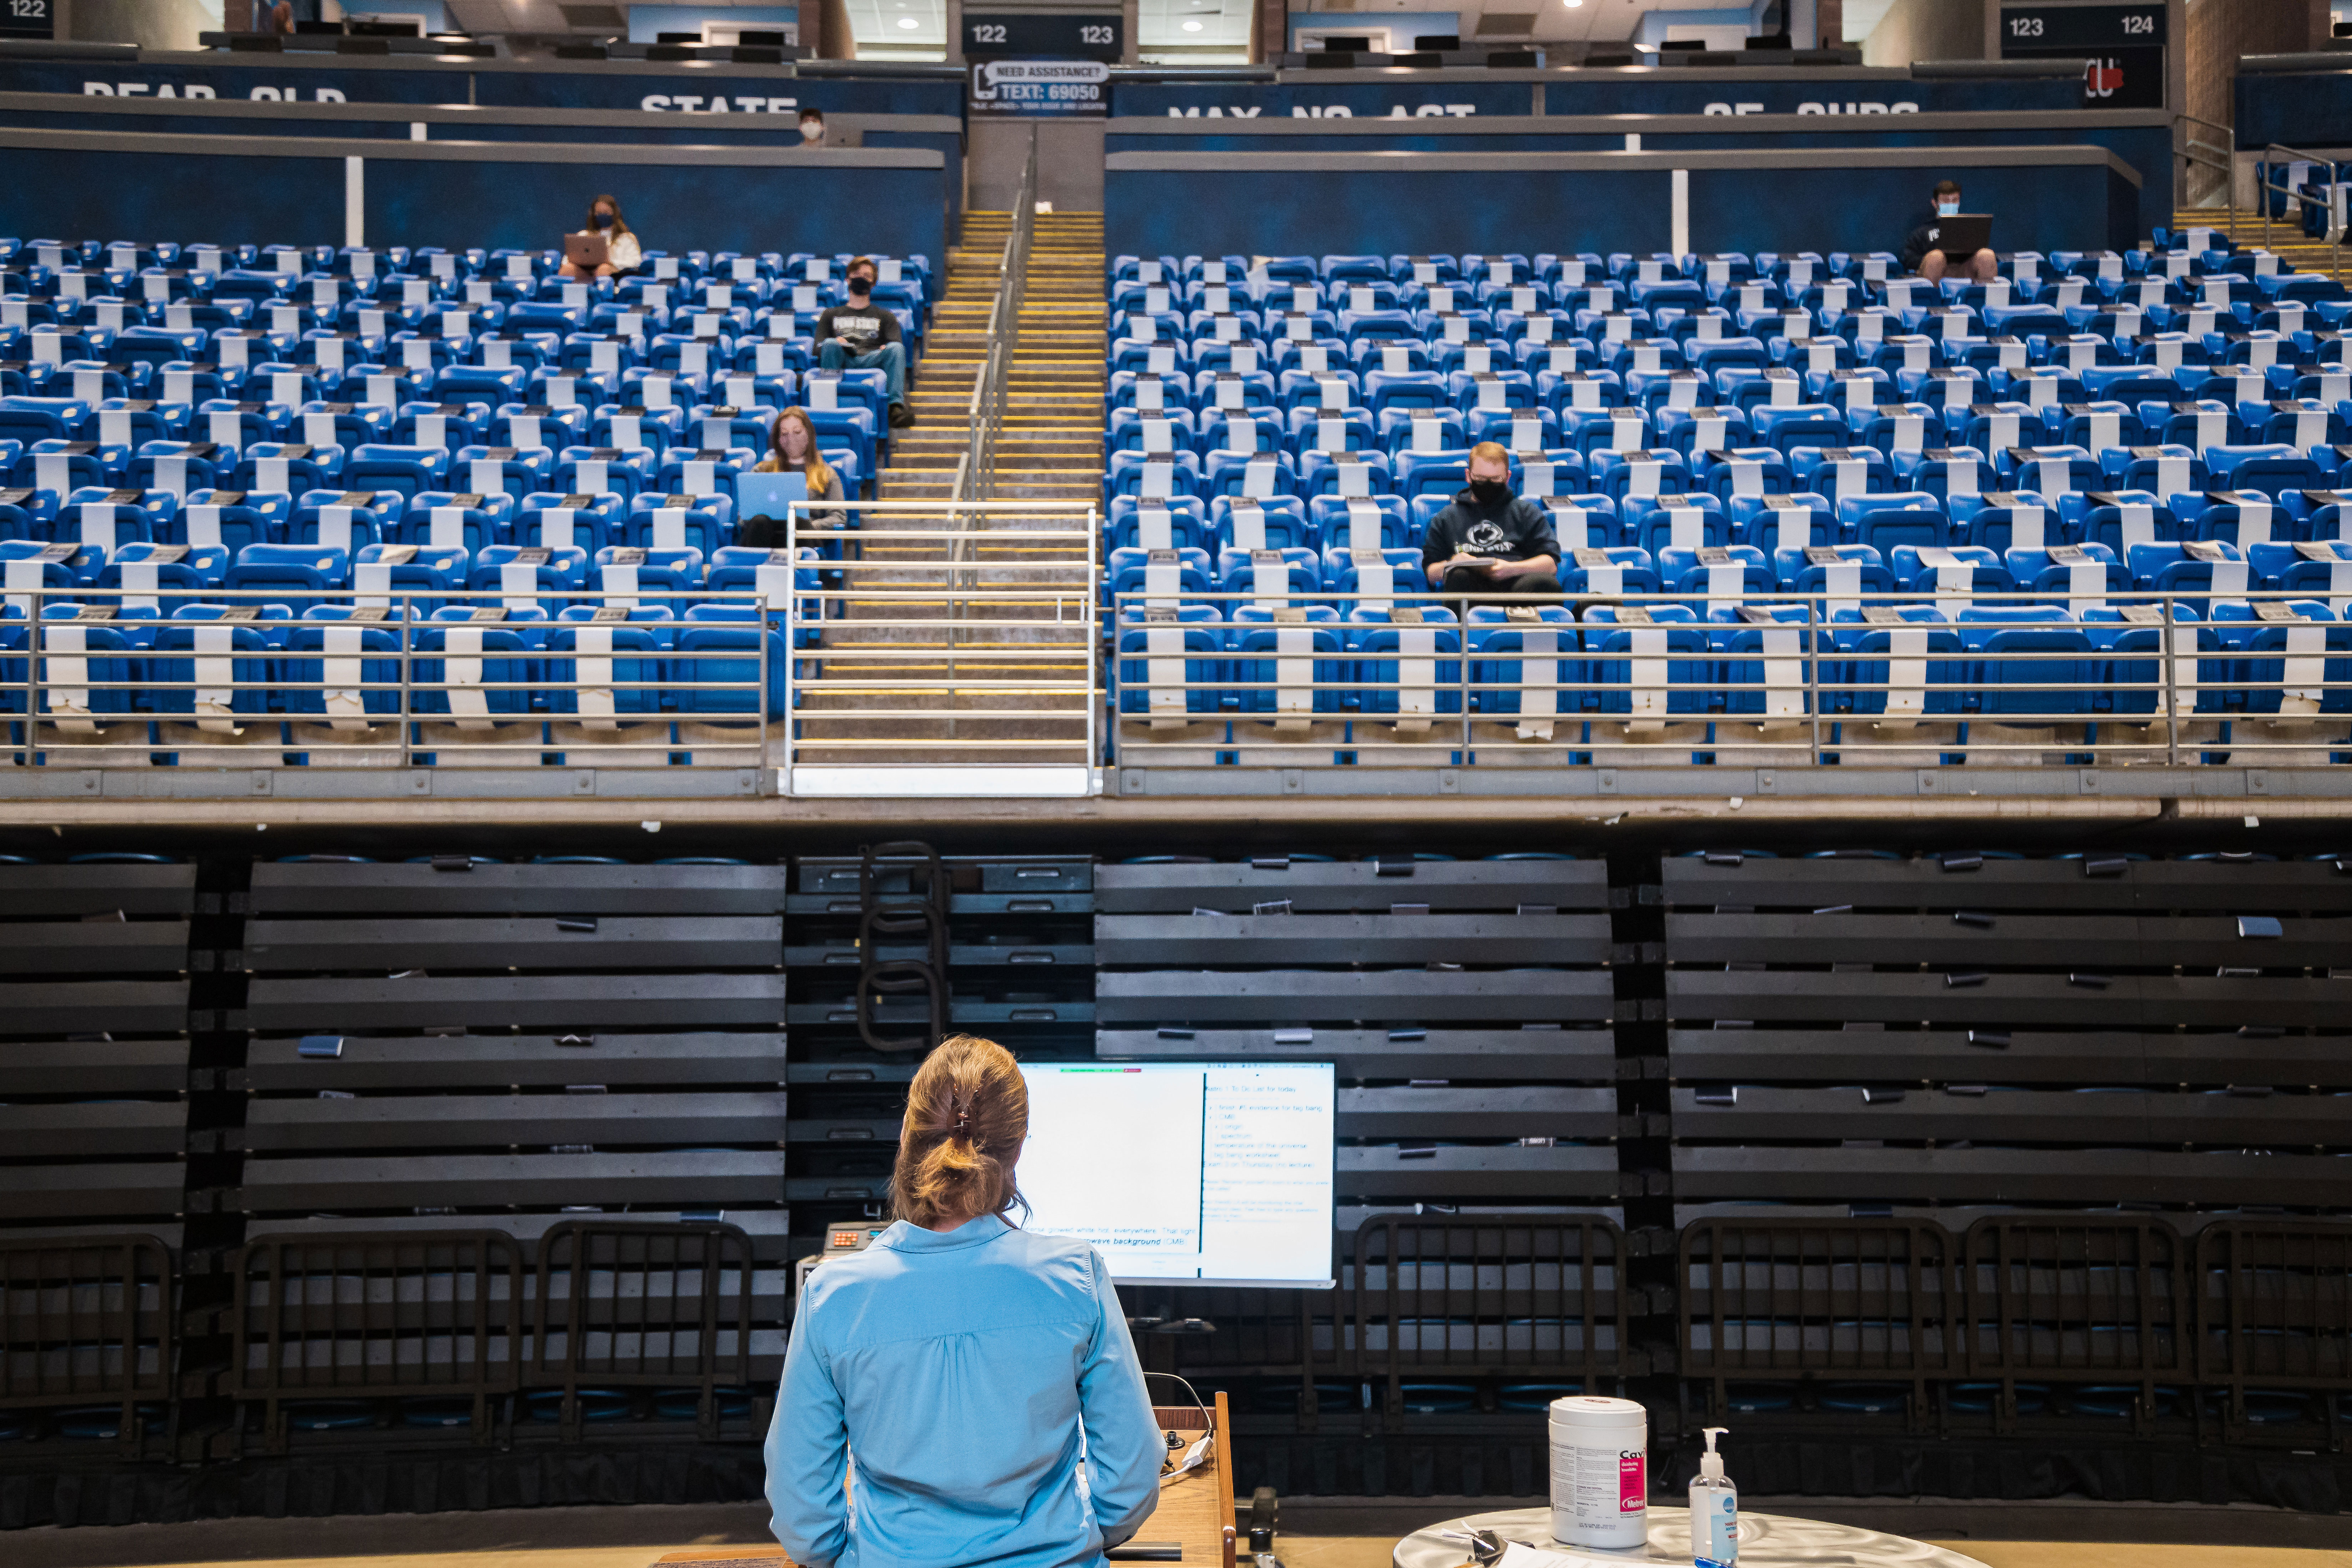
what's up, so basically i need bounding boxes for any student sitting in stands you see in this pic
[1900,178,1997,283]
[815,256,914,428]
[739,407,844,547]
[559,193,643,280]
[1422,441,1564,601]
[766,1034,1162,1568]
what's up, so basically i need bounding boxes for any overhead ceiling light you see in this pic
[896,13,920,24]
[1564,0,1583,7]
[1181,17,1203,28]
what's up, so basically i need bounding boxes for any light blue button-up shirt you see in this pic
[766,1215,1163,1568]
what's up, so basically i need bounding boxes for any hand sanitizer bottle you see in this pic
[1689,1427,1737,1568]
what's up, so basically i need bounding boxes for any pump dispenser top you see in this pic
[1698,1427,1727,1480]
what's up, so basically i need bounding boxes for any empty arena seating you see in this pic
[1102,238,2352,763]
[0,236,920,764]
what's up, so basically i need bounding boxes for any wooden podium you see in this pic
[654,1391,1237,1568]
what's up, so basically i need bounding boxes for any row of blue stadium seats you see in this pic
[0,431,871,510]
[5,240,932,304]
[1106,235,2255,291]
[4,303,919,365]
[0,487,841,588]
[1104,351,2345,415]
[0,380,886,474]
[1101,396,2350,467]
[1107,485,2352,554]
[1096,329,2333,395]
[1110,599,2352,726]
[1100,439,2352,509]
[1109,270,2338,332]
[2,600,791,727]
[3,323,889,393]
[5,235,931,280]
[1,536,826,622]
[1103,536,2336,604]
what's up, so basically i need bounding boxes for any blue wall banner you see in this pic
[1110,70,2088,120]
[0,51,961,117]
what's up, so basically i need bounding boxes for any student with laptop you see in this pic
[815,256,915,428]
[1899,179,1996,284]
[737,407,845,548]
[558,194,644,280]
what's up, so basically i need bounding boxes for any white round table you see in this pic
[1393,1505,1990,1568]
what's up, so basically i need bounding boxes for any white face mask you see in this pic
[801,121,825,143]
[1937,201,1960,216]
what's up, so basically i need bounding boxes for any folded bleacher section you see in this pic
[0,854,196,1457]
[1662,848,2352,1439]
[1102,233,2352,764]
[218,854,788,1452]
[0,237,930,763]
[1092,853,1650,1442]
[5,843,2352,1512]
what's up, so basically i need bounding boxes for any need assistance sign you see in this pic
[969,60,1107,117]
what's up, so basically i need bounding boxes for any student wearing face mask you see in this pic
[813,256,914,428]
[1900,179,1996,283]
[798,108,828,145]
[1422,442,1563,601]
[559,194,643,280]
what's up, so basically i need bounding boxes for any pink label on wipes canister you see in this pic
[1620,1450,1647,1512]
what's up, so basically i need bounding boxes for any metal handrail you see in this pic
[2171,111,2235,231]
[1105,585,2351,773]
[960,126,1041,504]
[2260,142,2345,281]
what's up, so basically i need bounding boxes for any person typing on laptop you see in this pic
[559,194,643,280]
[1900,179,1996,284]
[814,256,914,428]
[739,407,844,548]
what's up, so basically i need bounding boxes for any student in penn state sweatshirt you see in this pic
[813,255,914,428]
[1421,441,1563,599]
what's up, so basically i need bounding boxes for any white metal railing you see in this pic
[961,127,1042,504]
[4,585,774,770]
[1107,587,2352,771]
[783,498,1100,775]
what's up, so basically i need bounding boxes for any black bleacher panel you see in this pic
[2193,1220,2352,1435]
[226,1231,521,1453]
[1678,1216,1956,1429]
[783,850,1093,1255]
[1661,851,2352,1223]
[527,1220,780,1440]
[1960,1216,2188,1432]
[0,1233,177,1456]
[1353,1216,1640,1426]
[0,860,197,1249]
[235,859,788,1255]
[1095,856,1634,1416]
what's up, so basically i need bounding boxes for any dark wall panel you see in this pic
[363,156,945,261]
[1105,165,1669,261]
[1,144,346,247]
[1685,158,2134,255]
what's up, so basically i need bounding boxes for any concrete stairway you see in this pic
[782,212,1105,775]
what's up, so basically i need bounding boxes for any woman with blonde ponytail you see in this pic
[767,1035,1161,1568]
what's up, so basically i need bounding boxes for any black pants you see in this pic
[1439,566,1563,599]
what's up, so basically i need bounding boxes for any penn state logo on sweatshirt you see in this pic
[1465,520,1509,554]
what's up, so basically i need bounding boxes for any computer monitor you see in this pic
[1016,1061,1336,1288]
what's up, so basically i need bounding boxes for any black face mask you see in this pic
[847,277,872,297]
[1468,478,1512,507]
